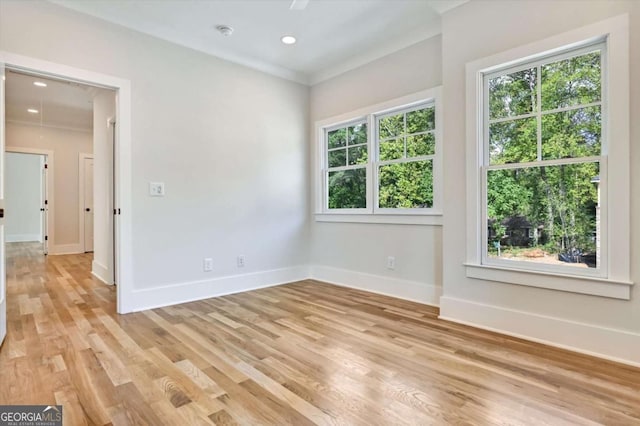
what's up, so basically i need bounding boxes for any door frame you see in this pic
[6,147,54,254]
[78,153,93,253]
[0,51,133,314]
[108,117,118,285]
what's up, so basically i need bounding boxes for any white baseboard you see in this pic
[92,260,113,285]
[49,243,83,255]
[310,265,441,307]
[129,265,311,312]
[6,233,41,243]
[439,296,640,368]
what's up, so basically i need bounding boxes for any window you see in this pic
[326,121,368,210]
[316,88,442,224]
[465,15,631,299]
[377,104,435,210]
[484,43,605,275]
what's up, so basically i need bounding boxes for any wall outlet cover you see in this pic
[203,258,213,272]
[386,256,396,270]
[149,182,165,197]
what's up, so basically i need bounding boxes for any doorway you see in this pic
[0,54,132,351]
[3,68,116,265]
[5,150,51,255]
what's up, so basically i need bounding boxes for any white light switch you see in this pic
[149,182,165,197]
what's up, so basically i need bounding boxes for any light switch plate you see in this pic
[149,182,165,197]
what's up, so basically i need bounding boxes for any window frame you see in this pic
[464,14,632,299]
[480,41,608,279]
[315,87,443,225]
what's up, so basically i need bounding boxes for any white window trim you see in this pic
[314,87,443,225]
[464,14,632,299]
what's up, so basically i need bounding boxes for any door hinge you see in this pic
[45,199,48,205]
[44,163,48,169]
[45,235,48,241]
[114,208,121,215]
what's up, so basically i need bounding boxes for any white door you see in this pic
[83,158,94,253]
[0,62,7,346]
[41,156,49,255]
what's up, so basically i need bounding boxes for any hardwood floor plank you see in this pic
[174,359,226,398]
[65,348,115,424]
[1,242,639,425]
[233,359,335,425]
[208,408,239,426]
[54,390,91,426]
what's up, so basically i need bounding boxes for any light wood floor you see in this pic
[1,242,639,425]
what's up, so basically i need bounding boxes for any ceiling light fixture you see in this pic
[33,81,47,87]
[215,25,234,37]
[27,108,39,114]
[281,35,297,45]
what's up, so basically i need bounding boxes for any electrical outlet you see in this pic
[203,258,213,272]
[386,256,395,270]
[149,182,165,197]
[237,255,245,268]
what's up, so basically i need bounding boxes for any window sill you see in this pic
[464,263,633,300]
[315,213,443,225]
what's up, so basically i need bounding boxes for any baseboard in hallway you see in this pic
[6,234,41,243]
[92,260,113,285]
[49,243,83,255]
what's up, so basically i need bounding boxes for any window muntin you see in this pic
[325,121,368,210]
[483,43,604,274]
[376,103,436,209]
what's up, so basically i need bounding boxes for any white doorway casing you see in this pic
[0,51,132,314]
[79,153,94,253]
[5,153,45,244]
[5,147,54,254]
[92,92,117,285]
[0,62,6,346]
[40,155,47,251]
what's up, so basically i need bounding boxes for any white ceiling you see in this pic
[5,70,101,131]
[49,0,468,85]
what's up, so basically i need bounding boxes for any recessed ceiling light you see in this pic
[215,25,234,37]
[33,81,47,87]
[27,108,39,114]
[281,35,297,45]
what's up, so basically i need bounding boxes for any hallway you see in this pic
[0,243,116,418]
